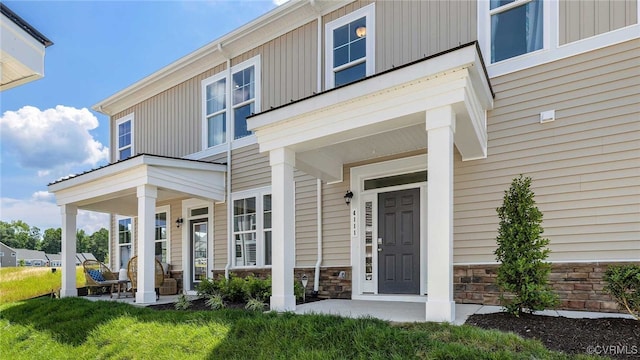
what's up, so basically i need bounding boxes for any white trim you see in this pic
[230,186,272,268]
[352,294,428,303]
[324,3,375,89]
[479,0,640,77]
[350,155,428,298]
[201,71,227,150]
[181,198,214,292]
[115,114,134,161]
[155,205,170,264]
[231,56,261,141]
[115,215,134,271]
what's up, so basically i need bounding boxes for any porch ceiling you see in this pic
[247,42,493,182]
[48,154,226,216]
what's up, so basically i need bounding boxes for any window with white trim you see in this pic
[116,114,133,161]
[117,218,133,270]
[202,56,261,151]
[490,0,544,63]
[155,210,168,263]
[325,3,375,89]
[232,189,271,267]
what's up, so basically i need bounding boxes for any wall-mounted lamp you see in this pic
[344,190,354,206]
[355,26,366,38]
[176,217,184,228]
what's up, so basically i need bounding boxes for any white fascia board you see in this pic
[1,13,45,75]
[93,0,354,116]
[248,45,480,131]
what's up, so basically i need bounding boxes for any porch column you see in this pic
[269,147,296,311]
[60,204,78,297]
[136,184,157,304]
[425,105,456,322]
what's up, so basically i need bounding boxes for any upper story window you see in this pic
[490,0,543,63]
[325,3,375,89]
[202,56,261,152]
[116,114,134,161]
[232,188,271,267]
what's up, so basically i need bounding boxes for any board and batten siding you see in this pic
[110,63,227,160]
[232,19,318,111]
[453,39,640,264]
[560,0,638,45]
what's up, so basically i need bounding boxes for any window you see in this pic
[232,189,271,267]
[118,218,133,270]
[325,3,375,89]
[116,115,133,161]
[202,56,261,151]
[490,0,543,63]
[155,211,167,263]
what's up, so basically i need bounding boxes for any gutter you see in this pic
[313,14,323,295]
[224,58,233,280]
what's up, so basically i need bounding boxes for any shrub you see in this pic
[195,277,218,297]
[174,293,192,310]
[205,294,226,310]
[494,175,558,315]
[245,297,267,312]
[604,265,640,320]
[243,275,271,302]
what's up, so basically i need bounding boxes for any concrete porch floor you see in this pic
[80,294,634,325]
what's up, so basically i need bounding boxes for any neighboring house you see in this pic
[46,253,62,267]
[0,242,17,267]
[75,253,97,264]
[0,3,53,91]
[15,249,49,267]
[48,0,639,322]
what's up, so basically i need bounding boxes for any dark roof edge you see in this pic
[1,3,53,47]
[47,153,226,186]
[250,41,494,119]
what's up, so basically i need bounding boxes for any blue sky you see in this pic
[1,0,284,233]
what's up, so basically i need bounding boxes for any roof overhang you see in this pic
[247,43,494,182]
[0,4,53,91]
[48,154,226,216]
[93,0,354,116]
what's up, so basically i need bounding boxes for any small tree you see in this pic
[495,175,558,315]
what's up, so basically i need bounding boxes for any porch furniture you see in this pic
[82,260,120,298]
[127,256,165,300]
[159,278,178,295]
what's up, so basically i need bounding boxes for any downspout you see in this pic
[313,14,323,295]
[222,52,233,279]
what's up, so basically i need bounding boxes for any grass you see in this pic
[0,266,84,304]
[0,297,599,360]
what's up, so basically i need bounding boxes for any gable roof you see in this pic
[14,248,48,260]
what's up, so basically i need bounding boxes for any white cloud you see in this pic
[0,105,109,173]
[1,197,110,234]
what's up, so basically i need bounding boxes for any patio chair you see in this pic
[82,260,120,297]
[127,256,164,300]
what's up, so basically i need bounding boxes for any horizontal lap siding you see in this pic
[112,64,226,160]
[321,167,351,267]
[231,144,270,192]
[213,202,227,270]
[453,39,640,264]
[560,0,638,45]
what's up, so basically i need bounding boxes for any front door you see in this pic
[191,220,208,287]
[378,188,420,294]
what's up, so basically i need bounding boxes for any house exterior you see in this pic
[49,0,639,322]
[46,253,62,267]
[0,242,17,267]
[0,3,53,91]
[15,249,49,266]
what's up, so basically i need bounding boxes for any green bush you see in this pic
[604,265,640,320]
[494,175,558,315]
[243,275,271,302]
[174,293,192,310]
[197,274,304,304]
[205,294,226,310]
[245,297,267,312]
[195,277,218,297]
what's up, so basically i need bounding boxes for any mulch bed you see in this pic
[147,296,323,311]
[466,312,639,359]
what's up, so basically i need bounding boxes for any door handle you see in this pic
[377,238,382,251]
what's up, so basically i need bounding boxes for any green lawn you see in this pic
[0,297,597,359]
[0,266,84,304]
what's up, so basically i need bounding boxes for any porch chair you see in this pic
[82,260,120,297]
[127,256,165,300]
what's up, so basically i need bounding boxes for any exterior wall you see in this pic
[0,243,17,267]
[559,0,638,45]
[294,171,319,267]
[454,262,632,313]
[230,143,270,192]
[321,167,351,267]
[110,63,227,160]
[213,202,227,270]
[453,39,640,264]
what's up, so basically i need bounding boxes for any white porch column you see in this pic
[136,184,157,304]
[60,204,78,297]
[269,147,296,311]
[425,105,456,322]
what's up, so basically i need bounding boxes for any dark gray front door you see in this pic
[378,188,420,294]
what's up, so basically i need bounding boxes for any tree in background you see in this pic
[494,175,558,315]
[89,228,109,262]
[39,228,62,254]
[0,220,41,250]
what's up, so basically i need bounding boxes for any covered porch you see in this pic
[248,43,494,322]
[48,154,226,304]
